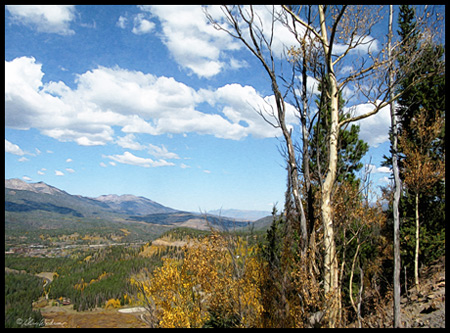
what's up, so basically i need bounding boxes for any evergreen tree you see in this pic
[310,75,369,187]
[383,5,445,280]
[387,5,445,164]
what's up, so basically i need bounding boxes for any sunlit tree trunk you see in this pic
[388,5,402,327]
[318,6,340,327]
[414,192,420,287]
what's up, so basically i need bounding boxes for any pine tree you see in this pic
[394,5,445,159]
[310,75,369,187]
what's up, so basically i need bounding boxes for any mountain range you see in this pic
[5,179,269,233]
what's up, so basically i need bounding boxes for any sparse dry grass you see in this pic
[40,304,148,328]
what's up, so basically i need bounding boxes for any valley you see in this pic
[4,178,271,328]
[5,227,224,328]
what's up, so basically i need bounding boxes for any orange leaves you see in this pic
[400,110,445,195]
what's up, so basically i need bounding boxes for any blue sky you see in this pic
[5,5,400,212]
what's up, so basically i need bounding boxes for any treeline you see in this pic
[5,272,44,328]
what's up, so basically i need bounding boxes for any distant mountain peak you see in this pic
[5,178,178,219]
[92,193,176,215]
[5,178,63,195]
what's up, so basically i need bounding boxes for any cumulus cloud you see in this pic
[5,139,26,156]
[116,134,146,150]
[116,134,180,159]
[366,164,392,174]
[5,56,297,147]
[132,13,155,34]
[138,5,302,78]
[104,151,175,168]
[344,101,391,148]
[205,83,299,138]
[116,16,127,29]
[55,170,65,176]
[139,5,241,78]
[6,5,76,35]
[147,144,180,160]
[333,35,379,56]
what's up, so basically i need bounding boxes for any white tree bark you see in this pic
[388,5,402,328]
[317,6,340,327]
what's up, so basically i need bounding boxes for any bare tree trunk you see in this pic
[318,5,340,327]
[349,242,361,327]
[414,192,420,287]
[300,35,315,246]
[388,5,402,328]
[274,88,308,250]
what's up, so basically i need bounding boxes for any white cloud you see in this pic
[6,5,76,35]
[205,83,298,138]
[18,157,29,162]
[229,58,248,70]
[105,151,175,168]
[240,5,303,59]
[139,5,241,78]
[132,13,155,34]
[379,176,391,184]
[65,168,75,173]
[116,134,146,150]
[5,56,299,147]
[66,158,73,163]
[366,164,392,174]
[138,5,303,78]
[376,166,391,173]
[55,170,65,176]
[116,134,179,159]
[344,101,391,148]
[116,16,127,29]
[22,176,32,181]
[5,139,25,156]
[147,144,180,160]
[333,35,379,56]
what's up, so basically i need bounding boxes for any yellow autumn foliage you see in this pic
[105,298,121,309]
[131,232,264,328]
